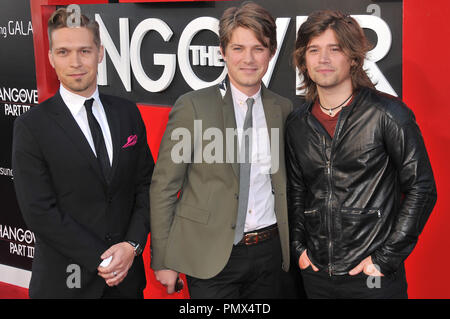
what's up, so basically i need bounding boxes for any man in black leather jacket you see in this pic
[286,10,437,298]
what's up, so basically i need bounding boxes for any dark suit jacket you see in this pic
[12,91,154,298]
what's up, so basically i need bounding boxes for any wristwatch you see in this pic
[126,240,143,256]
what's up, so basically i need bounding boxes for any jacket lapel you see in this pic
[44,92,106,184]
[100,94,121,184]
[220,81,240,179]
[261,85,282,147]
[260,85,284,189]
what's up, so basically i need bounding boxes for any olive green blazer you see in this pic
[150,81,293,279]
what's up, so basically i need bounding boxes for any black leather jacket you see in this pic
[286,87,437,275]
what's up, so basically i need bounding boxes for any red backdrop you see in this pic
[25,0,450,298]
[403,0,450,299]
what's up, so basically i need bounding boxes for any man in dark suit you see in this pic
[150,2,293,298]
[12,8,154,298]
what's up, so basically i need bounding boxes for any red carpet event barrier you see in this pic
[0,0,448,299]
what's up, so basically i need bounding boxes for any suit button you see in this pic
[231,224,236,229]
[105,234,112,241]
[234,194,238,200]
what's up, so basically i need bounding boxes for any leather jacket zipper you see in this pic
[310,111,346,276]
[327,159,333,276]
[324,110,345,276]
[323,136,333,276]
[326,109,348,276]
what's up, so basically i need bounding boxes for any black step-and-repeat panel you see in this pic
[0,0,401,286]
[85,0,402,106]
[0,0,37,279]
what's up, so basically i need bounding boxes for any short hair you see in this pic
[48,7,101,49]
[293,10,374,101]
[219,1,277,55]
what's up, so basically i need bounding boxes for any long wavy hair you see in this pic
[293,10,375,101]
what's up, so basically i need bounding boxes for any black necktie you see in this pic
[84,98,111,183]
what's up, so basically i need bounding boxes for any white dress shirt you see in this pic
[59,85,113,165]
[230,82,276,232]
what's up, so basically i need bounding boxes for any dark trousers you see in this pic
[186,236,283,299]
[301,263,408,299]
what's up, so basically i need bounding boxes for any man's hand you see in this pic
[349,256,384,276]
[154,269,179,294]
[299,250,319,271]
[97,242,135,286]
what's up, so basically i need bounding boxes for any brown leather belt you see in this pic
[237,224,278,246]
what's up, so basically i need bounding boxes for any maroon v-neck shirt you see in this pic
[311,96,354,138]
[311,99,341,138]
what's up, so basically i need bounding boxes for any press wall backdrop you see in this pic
[0,0,448,298]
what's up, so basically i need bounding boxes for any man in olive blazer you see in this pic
[150,3,293,299]
[151,79,292,298]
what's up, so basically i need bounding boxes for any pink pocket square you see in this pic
[122,135,137,148]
